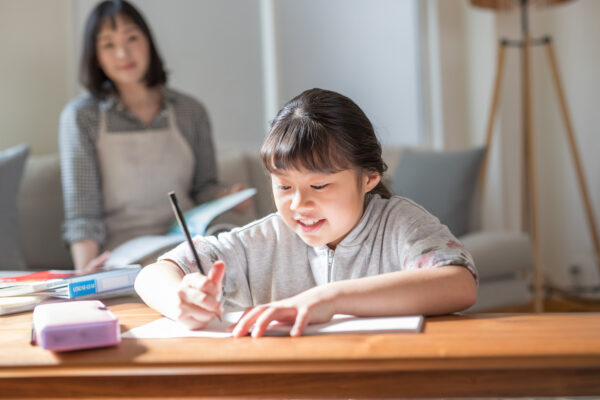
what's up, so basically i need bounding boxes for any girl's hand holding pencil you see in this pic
[174,261,225,330]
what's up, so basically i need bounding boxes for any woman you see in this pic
[59,0,247,273]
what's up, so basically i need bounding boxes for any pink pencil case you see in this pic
[32,300,121,352]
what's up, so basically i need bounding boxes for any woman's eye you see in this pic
[311,184,328,190]
[101,43,114,49]
[277,185,291,191]
[128,35,139,42]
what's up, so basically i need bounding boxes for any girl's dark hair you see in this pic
[260,88,391,199]
[80,0,167,97]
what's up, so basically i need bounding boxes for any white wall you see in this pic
[271,0,422,147]
[0,0,73,155]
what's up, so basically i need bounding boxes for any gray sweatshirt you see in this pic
[159,194,478,308]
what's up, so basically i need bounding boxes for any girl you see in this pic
[135,88,478,337]
[59,0,248,273]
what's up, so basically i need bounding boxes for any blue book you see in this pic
[50,266,141,299]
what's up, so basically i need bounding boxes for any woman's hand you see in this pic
[174,261,225,330]
[79,251,110,274]
[71,239,108,274]
[231,286,336,337]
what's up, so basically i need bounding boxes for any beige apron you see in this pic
[97,105,195,250]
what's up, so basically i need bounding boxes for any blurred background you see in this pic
[0,0,598,290]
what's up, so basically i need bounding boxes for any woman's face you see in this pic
[271,167,381,249]
[96,14,150,88]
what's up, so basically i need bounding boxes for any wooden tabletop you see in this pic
[1,297,599,399]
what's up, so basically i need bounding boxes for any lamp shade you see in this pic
[470,0,574,10]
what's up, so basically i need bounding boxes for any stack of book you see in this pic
[0,266,141,315]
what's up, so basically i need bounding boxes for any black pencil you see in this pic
[168,191,205,275]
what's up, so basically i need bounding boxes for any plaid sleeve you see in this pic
[58,96,106,246]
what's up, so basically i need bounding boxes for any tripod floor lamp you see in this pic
[471,0,600,312]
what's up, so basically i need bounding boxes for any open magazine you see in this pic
[105,188,257,267]
[123,310,424,338]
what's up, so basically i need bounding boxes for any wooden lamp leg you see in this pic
[545,39,600,275]
[479,41,507,194]
[522,34,544,312]
[480,38,545,311]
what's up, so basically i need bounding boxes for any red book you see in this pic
[0,270,75,283]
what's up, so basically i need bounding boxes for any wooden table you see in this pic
[1,297,599,399]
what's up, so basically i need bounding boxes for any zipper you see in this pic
[327,248,334,283]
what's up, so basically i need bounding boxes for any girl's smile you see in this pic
[295,216,326,232]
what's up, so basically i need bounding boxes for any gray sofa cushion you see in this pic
[17,153,73,269]
[0,144,30,268]
[390,147,485,237]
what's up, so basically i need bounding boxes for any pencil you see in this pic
[168,191,205,275]
[168,191,222,321]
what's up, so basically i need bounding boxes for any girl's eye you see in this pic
[311,184,328,190]
[128,35,139,42]
[277,185,291,191]
[101,43,114,49]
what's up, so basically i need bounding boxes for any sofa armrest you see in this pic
[459,231,533,281]
[466,277,532,312]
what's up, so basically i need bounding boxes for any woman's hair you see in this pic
[260,88,391,198]
[80,0,167,97]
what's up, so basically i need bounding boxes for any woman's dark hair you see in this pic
[260,88,391,199]
[80,0,167,97]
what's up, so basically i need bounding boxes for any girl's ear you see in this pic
[362,170,381,194]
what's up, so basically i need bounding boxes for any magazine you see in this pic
[105,188,256,267]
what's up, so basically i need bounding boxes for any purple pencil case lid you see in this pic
[32,300,120,352]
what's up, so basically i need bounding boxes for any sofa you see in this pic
[11,148,533,312]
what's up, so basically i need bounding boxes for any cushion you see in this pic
[0,144,30,268]
[390,147,486,237]
[17,153,73,269]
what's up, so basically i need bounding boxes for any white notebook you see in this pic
[123,311,424,338]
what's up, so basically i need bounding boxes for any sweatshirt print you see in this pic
[159,194,478,308]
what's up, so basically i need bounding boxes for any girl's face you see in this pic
[96,14,150,88]
[271,167,381,249]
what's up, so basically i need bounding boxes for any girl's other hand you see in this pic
[174,261,225,330]
[231,286,335,338]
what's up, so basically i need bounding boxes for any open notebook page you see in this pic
[122,310,424,338]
